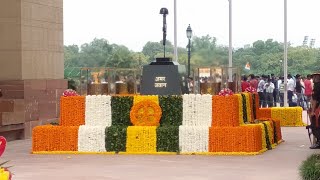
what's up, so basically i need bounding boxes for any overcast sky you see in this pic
[64,0,320,52]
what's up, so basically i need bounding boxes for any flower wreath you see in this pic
[130,100,162,126]
[245,86,257,93]
[0,136,12,180]
[218,88,234,96]
[63,89,79,97]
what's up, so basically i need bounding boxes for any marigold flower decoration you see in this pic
[218,88,234,96]
[245,86,257,93]
[130,100,162,126]
[62,89,79,97]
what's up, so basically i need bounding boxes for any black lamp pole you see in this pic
[186,24,192,77]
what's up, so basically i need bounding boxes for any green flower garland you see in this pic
[159,96,183,126]
[156,126,179,152]
[105,126,127,153]
[111,96,133,126]
[241,94,248,123]
[262,122,272,150]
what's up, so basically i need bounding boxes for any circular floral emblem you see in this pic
[130,100,162,126]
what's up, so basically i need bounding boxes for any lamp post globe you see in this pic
[186,24,192,39]
[186,24,192,78]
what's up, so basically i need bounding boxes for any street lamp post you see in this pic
[186,24,192,77]
[279,60,283,76]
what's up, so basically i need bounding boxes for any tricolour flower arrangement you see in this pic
[31,93,294,155]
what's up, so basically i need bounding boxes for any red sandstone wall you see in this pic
[0,79,67,140]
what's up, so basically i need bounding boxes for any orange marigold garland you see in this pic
[209,125,262,153]
[130,100,162,126]
[60,96,85,126]
[257,108,272,119]
[32,125,79,152]
[212,95,240,127]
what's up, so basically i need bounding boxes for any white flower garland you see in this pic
[85,95,112,126]
[182,94,212,126]
[78,125,106,152]
[179,126,209,153]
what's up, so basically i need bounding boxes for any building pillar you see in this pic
[0,0,66,140]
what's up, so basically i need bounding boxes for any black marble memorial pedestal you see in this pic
[140,58,183,95]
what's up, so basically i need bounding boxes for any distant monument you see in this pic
[140,8,185,95]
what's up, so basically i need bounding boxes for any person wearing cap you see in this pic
[309,72,320,149]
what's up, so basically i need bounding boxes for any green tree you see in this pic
[79,38,113,67]
[64,45,80,67]
[142,40,174,62]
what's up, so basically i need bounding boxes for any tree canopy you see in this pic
[64,37,320,79]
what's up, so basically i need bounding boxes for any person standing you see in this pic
[249,74,258,89]
[278,77,285,107]
[241,75,250,92]
[309,72,320,149]
[257,75,267,107]
[305,74,313,109]
[295,74,304,108]
[265,78,275,107]
[287,74,295,106]
[271,74,278,106]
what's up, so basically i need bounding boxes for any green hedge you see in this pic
[159,96,183,126]
[111,96,133,126]
[156,126,179,152]
[105,126,127,152]
[300,154,320,180]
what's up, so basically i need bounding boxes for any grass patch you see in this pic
[300,154,320,180]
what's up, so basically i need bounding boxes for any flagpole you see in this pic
[283,0,288,107]
[174,0,178,62]
[228,0,233,82]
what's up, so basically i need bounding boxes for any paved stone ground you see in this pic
[2,111,320,180]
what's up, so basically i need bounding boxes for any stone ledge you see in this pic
[0,123,24,133]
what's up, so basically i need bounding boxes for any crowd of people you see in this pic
[241,73,314,109]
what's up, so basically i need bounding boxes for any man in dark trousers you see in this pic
[309,72,320,149]
[271,74,278,106]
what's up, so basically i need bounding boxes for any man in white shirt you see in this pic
[264,78,275,107]
[287,74,295,106]
[257,75,267,107]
